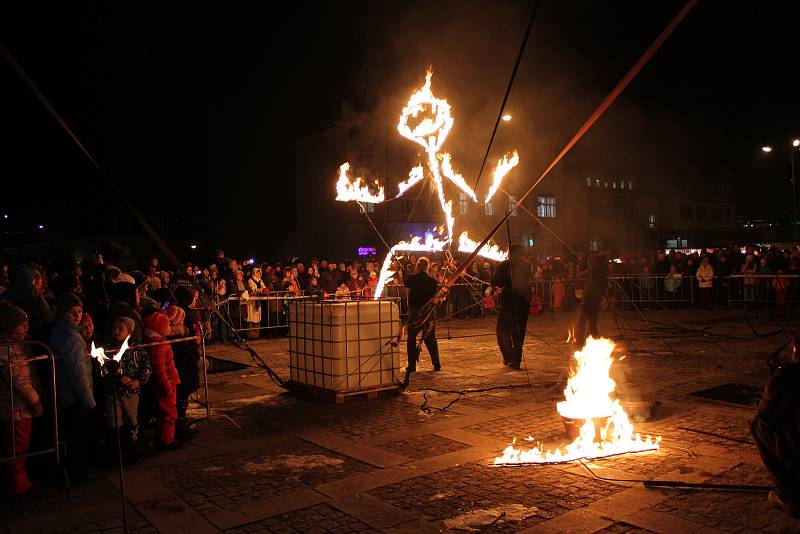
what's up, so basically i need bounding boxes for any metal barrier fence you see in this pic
[199,274,800,342]
[223,291,308,337]
[0,340,65,491]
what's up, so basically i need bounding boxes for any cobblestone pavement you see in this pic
[223,503,377,534]
[4,310,798,533]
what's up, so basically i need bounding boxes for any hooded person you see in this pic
[172,287,200,438]
[0,301,43,496]
[49,292,95,479]
[142,311,179,448]
[3,263,55,342]
[107,274,143,341]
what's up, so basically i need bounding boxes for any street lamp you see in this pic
[502,114,512,122]
[762,139,800,239]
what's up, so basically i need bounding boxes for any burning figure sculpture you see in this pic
[336,69,518,299]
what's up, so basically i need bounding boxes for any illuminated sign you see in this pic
[358,247,377,256]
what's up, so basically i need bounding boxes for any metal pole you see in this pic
[200,324,210,420]
[110,378,129,533]
[791,150,797,240]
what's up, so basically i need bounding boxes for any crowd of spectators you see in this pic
[1,242,798,496]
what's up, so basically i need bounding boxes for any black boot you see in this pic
[175,398,197,441]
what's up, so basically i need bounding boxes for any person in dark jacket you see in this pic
[404,257,441,381]
[574,252,608,348]
[319,263,340,295]
[3,263,55,342]
[491,244,531,369]
[106,274,143,341]
[173,287,201,438]
[49,292,95,480]
[751,336,800,517]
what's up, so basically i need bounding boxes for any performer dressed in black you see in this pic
[751,336,800,517]
[574,252,608,348]
[404,257,441,379]
[491,244,531,369]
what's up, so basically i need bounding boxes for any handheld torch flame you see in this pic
[90,335,131,367]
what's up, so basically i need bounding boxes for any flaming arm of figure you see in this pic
[485,151,519,204]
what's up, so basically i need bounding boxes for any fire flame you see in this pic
[494,337,660,464]
[336,163,385,203]
[457,231,508,262]
[90,335,130,367]
[373,235,448,299]
[485,151,519,204]
[335,69,521,298]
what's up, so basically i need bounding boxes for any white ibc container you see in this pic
[288,299,402,391]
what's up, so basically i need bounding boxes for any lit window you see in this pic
[508,195,519,216]
[619,181,625,190]
[485,200,494,216]
[612,181,617,189]
[648,214,655,229]
[537,196,556,218]
[628,181,633,190]
[589,238,601,252]
[458,192,469,215]
[604,181,609,188]
[595,179,601,187]
[364,202,375,213]
[586,177,592,186]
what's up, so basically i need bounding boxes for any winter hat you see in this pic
[142,311,170,337]
[56,292,83,316]
[109,280,137,304]
[175,287,195,308]
[114,316,136,337]
[164,305,185,326]
[0,301,28,334]
[113,273,136,285]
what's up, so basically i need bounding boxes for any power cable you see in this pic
[472,0,542,192]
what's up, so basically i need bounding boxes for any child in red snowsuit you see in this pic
[142,311,179,448]
[552,279,565,310]
[0,302,43,496]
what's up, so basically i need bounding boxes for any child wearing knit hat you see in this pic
[142,311,180,448]
[0,302,43,496]
[103,317,151,465]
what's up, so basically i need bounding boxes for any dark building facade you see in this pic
[292,103,738,260]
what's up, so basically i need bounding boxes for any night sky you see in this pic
[2,1,798,259]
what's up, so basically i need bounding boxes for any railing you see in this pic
[0,340,66,493]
